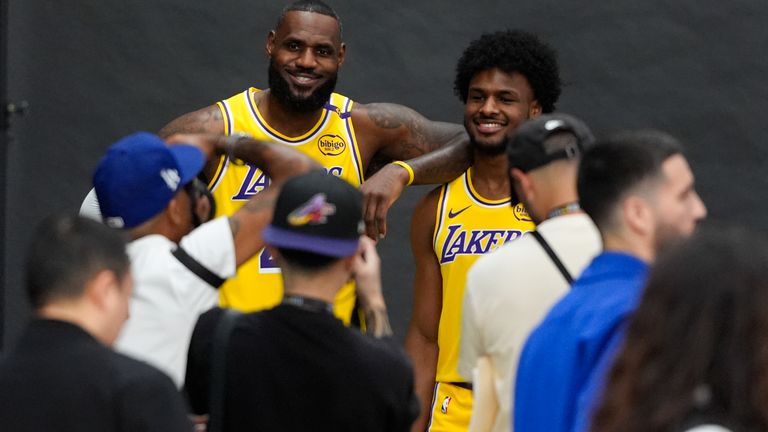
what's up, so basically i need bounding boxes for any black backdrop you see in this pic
[4,0,768,347]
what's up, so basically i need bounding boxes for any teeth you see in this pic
[477,122,504,133]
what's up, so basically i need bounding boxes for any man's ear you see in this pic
[530,101,542,118]
[84,270,118,311]
[167,194,185,226]
[622,195,654,237]
[510,167,533,202]
[266,30,276,57]
[337,42,346,67]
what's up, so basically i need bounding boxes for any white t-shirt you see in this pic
[459,213,602,432]
[115,216,236,387]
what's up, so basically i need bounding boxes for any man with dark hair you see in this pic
[156,0,471,320]
[405,30,562,431]
[185,170,418,431]
[514,130,708,432]
[0,215,191,432]
[93,132,313,387]
[458,114,602,432]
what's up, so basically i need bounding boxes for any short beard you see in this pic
[468,134,508,156]
[268,60,337,113]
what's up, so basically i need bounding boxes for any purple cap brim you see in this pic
[263,225,360,257]
[169,144,205,185]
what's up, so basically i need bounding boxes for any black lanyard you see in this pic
[532,202,581,285]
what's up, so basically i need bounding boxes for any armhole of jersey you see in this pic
[432,184,449,251]
[342,97,365,184]
[207,101,231,191]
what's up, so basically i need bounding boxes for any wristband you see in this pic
[391,160,415,186]
[226,132,252,166]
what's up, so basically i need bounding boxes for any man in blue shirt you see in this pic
[513,130,707,432]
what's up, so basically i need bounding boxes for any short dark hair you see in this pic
[577,130,683,231]
[26,215,129,308]
[592,227,768,432]
[277,247,341,273]
[276,0,343,38]
[454,30,561,113]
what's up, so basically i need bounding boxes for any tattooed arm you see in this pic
[159,105,226,181]
[354,102,469,181]
[166,133,318,266]
[159,105,224,137]
[353,103,471,238]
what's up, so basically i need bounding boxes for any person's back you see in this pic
[189,304,415,431]
[0,319,188,432]
[0,215,190,432]
[185,171,418,431]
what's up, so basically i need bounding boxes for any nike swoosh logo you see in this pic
[448,205,471,219]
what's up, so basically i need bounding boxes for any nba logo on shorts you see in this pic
[441,396,451,414]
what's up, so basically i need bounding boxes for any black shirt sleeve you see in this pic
[184,306,224,415]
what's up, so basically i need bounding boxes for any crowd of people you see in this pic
[0,1,761,432]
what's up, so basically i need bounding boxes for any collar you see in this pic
[282,295,334,315]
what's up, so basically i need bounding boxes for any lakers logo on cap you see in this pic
[287,193,337,226]
[513,202,532,222]
[317,134,347,156]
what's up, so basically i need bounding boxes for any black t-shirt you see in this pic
[186,305,419,431]
[0,319,191,432]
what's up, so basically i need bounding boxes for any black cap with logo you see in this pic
[262,170,363,257]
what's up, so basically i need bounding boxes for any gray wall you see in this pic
[5,0,768,346]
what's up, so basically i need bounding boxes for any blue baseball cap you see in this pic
[93,132,205,229]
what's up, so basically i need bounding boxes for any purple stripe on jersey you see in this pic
[343,98,364,183]
[249,90,330,143]
[433,183,449,251]
[221,99,234,135]
[464,172,510,207]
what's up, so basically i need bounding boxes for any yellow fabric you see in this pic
[210,88,364,323]
[433,169,534,383]
[428,382,474,432]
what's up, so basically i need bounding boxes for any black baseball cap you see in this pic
[507,114,594,204]
[262,170,363,257]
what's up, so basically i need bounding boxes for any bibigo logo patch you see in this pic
[513,202,532,222]
[317,134,347,156]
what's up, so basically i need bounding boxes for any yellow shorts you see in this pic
[427,382,473,431]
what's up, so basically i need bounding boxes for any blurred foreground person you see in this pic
[591,228,768,432]
[0,215,190,432]
[515,130,707,432]
[185,171,418,431]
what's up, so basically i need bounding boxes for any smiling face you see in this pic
[266,11,345,113]
[463,68,541,155]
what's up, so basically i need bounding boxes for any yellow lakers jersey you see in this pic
[433,169,534,382]
[210,88,364,323]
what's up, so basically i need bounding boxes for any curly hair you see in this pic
[590,227,768,432]
[454,30,561,113]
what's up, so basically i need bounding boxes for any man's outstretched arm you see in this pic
[166,133,318,266]
[353,103,470,239]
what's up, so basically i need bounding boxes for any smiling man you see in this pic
[158,0,469,320]
[404,30,562,432]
